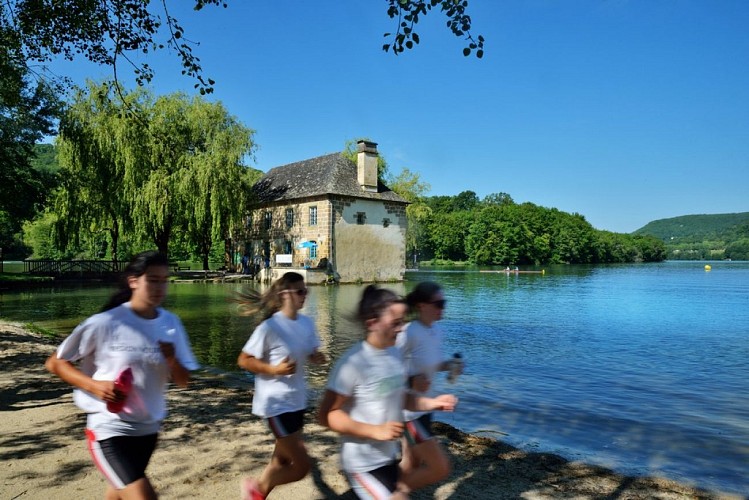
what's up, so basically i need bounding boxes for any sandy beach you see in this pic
[0,321,741,499]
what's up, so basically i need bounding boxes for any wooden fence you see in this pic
[24,260,125,276]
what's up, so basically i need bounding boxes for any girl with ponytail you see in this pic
[317,285,457,499]
[237,272,326,500]
[45,250,199,499]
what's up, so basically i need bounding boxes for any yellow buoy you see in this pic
[704,265,712,271]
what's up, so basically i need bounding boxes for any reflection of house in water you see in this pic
[243,140,408,284]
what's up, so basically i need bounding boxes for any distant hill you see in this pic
[633,212,749,240]
[633,212,749,260]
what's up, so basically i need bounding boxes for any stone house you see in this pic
[242,140,408,284]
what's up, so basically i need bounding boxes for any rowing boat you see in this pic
[480,269,545,274]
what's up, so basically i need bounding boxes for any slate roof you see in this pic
[252,152,408,204]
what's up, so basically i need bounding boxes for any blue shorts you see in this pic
[86,429,158,489]
[266,409,305,438]
[404,413,434,445]
[347,461,399,499]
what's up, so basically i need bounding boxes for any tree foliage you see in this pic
[2,0,484,97]
[0,36,62,228]
[383,0,484,58]
[54,83,257,266]
[419,193,666,265]
[385,167,432,265]
[635,212,749,260]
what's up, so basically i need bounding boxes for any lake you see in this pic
[1,261,747,496]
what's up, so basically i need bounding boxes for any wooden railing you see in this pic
[24,260,125,276]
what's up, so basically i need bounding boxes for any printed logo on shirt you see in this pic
[376,374,404,398]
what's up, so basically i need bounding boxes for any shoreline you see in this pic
[0,320,743,499]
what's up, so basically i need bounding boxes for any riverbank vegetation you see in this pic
[404,190,666,265]
[634,213,749,260]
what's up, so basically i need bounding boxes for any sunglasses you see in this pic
[282,288,308,297]
[429,299,446,309]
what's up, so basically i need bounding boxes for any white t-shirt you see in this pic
[396,320,445,421]
[327,341,406,473]
[242,311,320,417]
[56,302,199,440]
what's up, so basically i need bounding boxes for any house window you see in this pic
[285,208,294,228]
[309,206,318,226]
[246,214,253,227]
[264,212,272,230]
[283,240,292,254]
[382,218,390,228]
[356,212,366,225]
[310,241,318,259]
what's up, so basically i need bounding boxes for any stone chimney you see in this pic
[356,140,378,193]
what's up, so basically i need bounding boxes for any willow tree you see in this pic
[55,82,144,261]
[120,92,254,264]
[176,97,256,269]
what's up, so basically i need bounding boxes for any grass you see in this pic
[0,273,54,282]
[22,322,59,339]
[419,259,472,267]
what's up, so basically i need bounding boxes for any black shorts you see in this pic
[266,409,305,438]
[404,413,434,445]
[347,461,400,499]
[86,429,158,489]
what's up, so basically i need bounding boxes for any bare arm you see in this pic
[159,341,190,388]
[405,393,458,413]
[45,353,119,403]
[237,352,296,376]
[317,389,404,441]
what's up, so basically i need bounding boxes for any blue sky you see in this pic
[47,1,749,233]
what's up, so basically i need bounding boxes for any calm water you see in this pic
[1,261,747,495]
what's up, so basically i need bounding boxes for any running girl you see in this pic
[45,250,199,500]
[237,272,326,500]
[397,281,458,491]
[317,285,457,499]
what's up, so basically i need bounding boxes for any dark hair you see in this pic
[356,285,403,324]
[101,250,170,312]
[235,272,305,320]
[405,281,443,311]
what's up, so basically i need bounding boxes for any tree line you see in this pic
[398,190,666,266]
[3,82,665,268]
[634,213,749,261]
[6,82,260,269]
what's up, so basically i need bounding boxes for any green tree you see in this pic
[386,167,432,266]
[725,238,749,261]
[176,97,257,269]
[56,81,141,261]
[0,37,62,230]
[54,84,256,265]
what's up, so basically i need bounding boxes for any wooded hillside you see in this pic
[634,212,749,260]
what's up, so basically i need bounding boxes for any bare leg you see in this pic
[104,485,120,500]
[399,438,450,491]
[254,431,311,496]
[110,477,158,500]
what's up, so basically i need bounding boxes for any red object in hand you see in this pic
[107,367,133,413]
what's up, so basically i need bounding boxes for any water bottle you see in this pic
[107,367,133,413]
[447,353,463,384]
